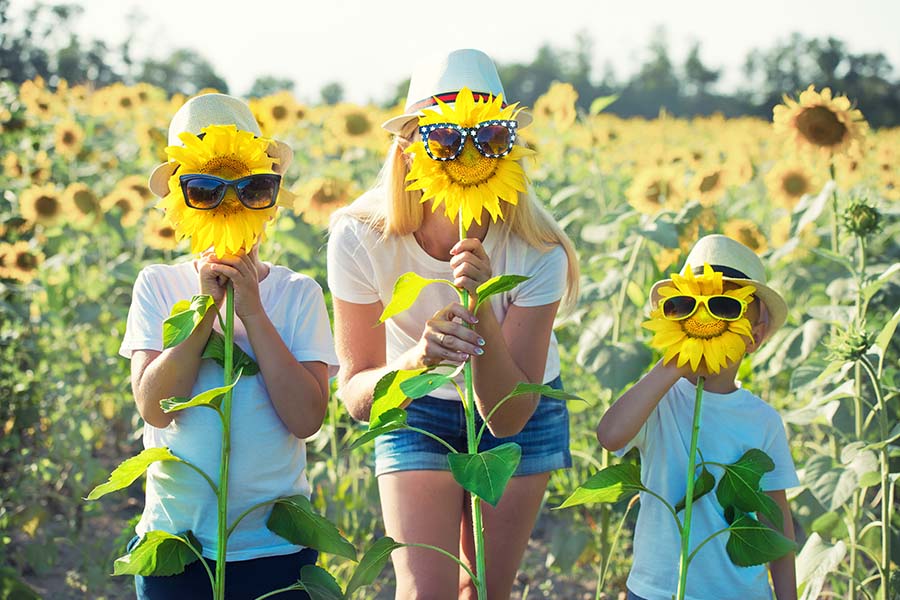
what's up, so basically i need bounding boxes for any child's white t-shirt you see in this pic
[616,377,799,600]
[119,260,339,561]
[327,213,567,400]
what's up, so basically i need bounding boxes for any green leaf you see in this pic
[796,533,847,600]
[297,565,343,600]
[638,218,679,248]
[266,495,357,561]
[399,371,453,400]
[0,566,41,599]
[589,94,618,115]
[473,274,530,312]
[349,408,407,450]
[378,272,455,324]
[863,263,900,302]
[557,463,645,509]
[715,449,783,530]
[160,369,242,413]
[87,447,183,500]
[625,280,645,308]
[113,530,201,576]
[675,466,715,513]
[500,382,584,403]
[369,368,427,426]
[724,510,797,567]
[162,295,215,349]
[344,536,403,598]
[577,340,653,393]
[202,330,259,376]
[875,305,900,358]
[447,443,522,506]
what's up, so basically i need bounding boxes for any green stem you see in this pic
[406,425,459,454]
[611,235,645,343]
[214,283,235,600]
[227,499,277,539]
[595,495,639,600]
[182,535,216,594]
[459,215,487,600]
[181,460,218,496]
[252,585,304,600]
[403,542,481,586]
[830,161,839,253]
[676,376,705,600]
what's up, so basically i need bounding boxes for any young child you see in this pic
[119,93,339,599]
[596,235,798,600]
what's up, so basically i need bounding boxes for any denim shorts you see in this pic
[374,376,572,476]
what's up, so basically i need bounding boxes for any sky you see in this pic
[13,0,900,104]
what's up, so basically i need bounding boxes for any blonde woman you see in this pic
[327,49,579,599]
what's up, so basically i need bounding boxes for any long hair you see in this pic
[331,137,581,309]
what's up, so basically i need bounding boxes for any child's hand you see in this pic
[450,238,493,303]
[415,302,483,367]
[197,251,227,306]
[204,250,264,320]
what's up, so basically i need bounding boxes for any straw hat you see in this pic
[382,48,533,137]
[148,93,293,197]
[649,235,788,337]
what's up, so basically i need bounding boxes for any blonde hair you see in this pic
[332,138,581,308]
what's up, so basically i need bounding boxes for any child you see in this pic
[120,93,339,599]
[596,234,798,600]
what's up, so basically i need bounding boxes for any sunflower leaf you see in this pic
[297,565,344,600]
[113,530,201,576]
[675,466,716,513]
[160,369,242,414]
[349,408,407,450]
[202,330,259,375]
[368,368,428,426]
[86,447,183,500]
[448,443,521,507]
[473,275,530,312]
[266,495,357,561]
[162,295,215,349]
[556,463,646,509]
[344,537,404,598]
[378,272,456,324]
[715,449,783,531]
[724,508,797,567]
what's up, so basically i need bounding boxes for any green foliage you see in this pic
[344,537,404,598]
[298,565,344,600]
[113,530,201,576]
[674,467,715,513]
[723,510,797,567]
[377,273,454,324]
[202,331,259,376]
[162,295,214,348]
[715,449,783,531]
[557,464,645,508]
[473,274,530,312]
[447,443,522,507]
[266,496,357,561]
[86,447,183,501]
[159,369,243,414]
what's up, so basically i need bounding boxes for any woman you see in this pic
[327,49,579,599]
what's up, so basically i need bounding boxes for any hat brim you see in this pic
[148,139,294,197]
[648,277,787,341]
[382,109,534,136]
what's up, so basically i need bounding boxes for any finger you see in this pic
[209,263,241,281]
[434,303,478,325]
[450,238,488,260]
[424,338,469,365]
[429,321,484,354]
[452,261,489,284]
[449,251,490,273]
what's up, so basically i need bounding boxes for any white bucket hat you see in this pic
[649,235,788,338]
[148,93,293,197]
[382,48,533,137]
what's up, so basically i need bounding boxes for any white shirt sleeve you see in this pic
[326,216,380,304]
[759,408,800,491]
[288,280,340,377]
[119,266,168,358]
[510,244,567,307]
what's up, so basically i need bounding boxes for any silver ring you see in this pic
[438,333,446,346]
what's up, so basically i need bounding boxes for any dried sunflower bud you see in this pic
[842,198,882,238]
[828,323,874,361]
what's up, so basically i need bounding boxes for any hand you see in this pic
[450,238,493,301]
[204,250,264,320]
[197,251,227,307]
[416,303,484,367]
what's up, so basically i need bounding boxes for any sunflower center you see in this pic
[644,180,666,205]
[35,195,59,216]
[15,252,37,270]
[312,183,340,206]
[115,199,132,215]
[796,106,847,147]
[271,105,289,121]
[73,190,98,213]
[783,172,808,196]
[442,142,498,186]
[345,113,372,136]
[62,131,77,145]
[681,310,729,339]
[201,156,251,180]
[159,226,175,239]
[699,172,720,193]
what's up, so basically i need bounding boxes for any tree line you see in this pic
[2,2,898,127]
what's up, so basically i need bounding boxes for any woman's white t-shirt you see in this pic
[119,260,339,561]
[327,214,567,400]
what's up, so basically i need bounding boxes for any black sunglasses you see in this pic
[179,173,281,210]
[660,294,748,322]
[419,120,518,161]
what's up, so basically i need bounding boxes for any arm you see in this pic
[596,359,684,451]
[765,490,797,600]
[209,252,329,438]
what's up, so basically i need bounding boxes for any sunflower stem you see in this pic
[676,375,704,600]
[213,283,235,600]
[829,161,839,253]
[458,212,487,600]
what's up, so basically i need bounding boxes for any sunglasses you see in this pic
[660,294,748,322]
[419,120,518,161]
[179,173,281,210]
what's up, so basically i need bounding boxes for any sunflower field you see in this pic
[1,78,898,599]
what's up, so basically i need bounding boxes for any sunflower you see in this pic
[19,184,64,226]
[324,103,387,154]
[405,87,535,230]
[689,164,729,207]
[723,219,768,254]
[116,175,155,206]
[159,124,285,257]
[643,263,756,373]
[143,213,181,251]
[0,241,44,283]
[295,176,358,227]
[62,182,101,224]
[29,151,52,184]
[533,82,578,131]
[19,77,58,120]
[102,188,143,228]
[773,85,868,157]
[3,152,23,179]
[626,165,686,215]
[252,92,302,137]
[764,160,822,209]
[54,119,85,158]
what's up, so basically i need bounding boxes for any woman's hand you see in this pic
[197,251,227,307]
[203,250,264,320]
[416,303,484,367]
[450,238,493,301]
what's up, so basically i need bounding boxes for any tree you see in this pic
[247,76,295,98]
[320,81,344,105]
[137,49,229,96]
